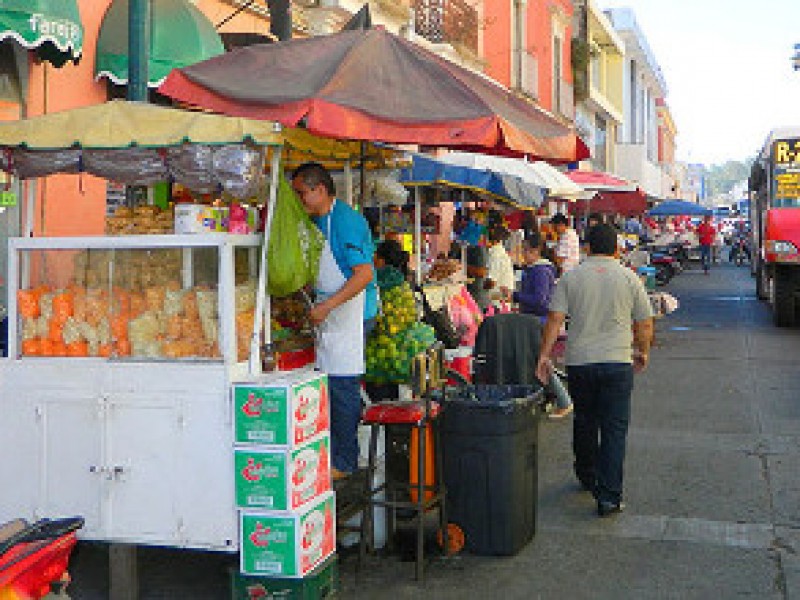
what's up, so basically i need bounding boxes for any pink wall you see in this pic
[482,0,513,88]
[26,0,111,237]
[482,0,573,114]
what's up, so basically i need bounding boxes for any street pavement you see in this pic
[65,260,800,599]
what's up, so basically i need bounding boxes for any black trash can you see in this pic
[442,384,542,556]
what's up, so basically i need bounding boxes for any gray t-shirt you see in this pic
[550,256,653,365]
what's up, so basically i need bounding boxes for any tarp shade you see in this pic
[570,190,648,217]
[565,169,635,192]
[401,154,543,209]
[0,0,83,67]
[0,100,282,149]
[0,100,281,193]
[159,28,587,162]
[647,199,712,216]
[95,0,224,88]
[437,151,583,199]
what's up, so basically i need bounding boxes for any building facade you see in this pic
[482,0,574,120]
[605,7,667,199]
[656,97,680,199]
[571,0,624,173]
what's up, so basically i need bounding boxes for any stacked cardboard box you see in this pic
[232,369,336,579]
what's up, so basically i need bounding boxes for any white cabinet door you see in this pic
[174,397,237,550]
[105,395,180,544]
[37,397,104,536]
[0,362,104,535]
[103,364,235,549]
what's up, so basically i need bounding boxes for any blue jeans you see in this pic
[329,375,362,473]
[567,363,634,505]
[700,244,712,272]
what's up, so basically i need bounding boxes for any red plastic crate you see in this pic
[278,346,315,370]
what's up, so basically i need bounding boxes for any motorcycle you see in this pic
[729,237,750,266]
[0,516,84,599]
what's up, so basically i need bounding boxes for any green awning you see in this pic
[0,0,83,67]
[95,0,225,88]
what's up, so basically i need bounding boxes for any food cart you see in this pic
[0,101,394,556]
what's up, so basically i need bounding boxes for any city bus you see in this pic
[749,128,800,326]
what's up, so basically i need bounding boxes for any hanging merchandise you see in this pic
[267,173,324,298]
[213,144,265,199]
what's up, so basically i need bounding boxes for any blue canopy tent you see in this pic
[648,200,712,216]
[400,153,544,210]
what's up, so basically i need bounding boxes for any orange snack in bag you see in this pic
[110,314,130,340]
[183,291,199,316]
[48,320,64,343]
[17,290,41,319]
[115,339,132,356]
[39,339,55,356]
[113,290,131,315]
[51,341,67,357]
[98,344,113,358]
[145,286,166,311]
[66,341,89,357]
[72,290,88,321]
[52,292,74,321]
[22,338,41,355]
[166,315,182,340]
[129,293,146,317]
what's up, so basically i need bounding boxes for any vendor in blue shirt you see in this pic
[292,162,377,480]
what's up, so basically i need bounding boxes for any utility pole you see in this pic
[128,0,150,101]
[266,0,292,41]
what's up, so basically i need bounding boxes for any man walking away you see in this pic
[696,214,716,275]
[536,224,654,517]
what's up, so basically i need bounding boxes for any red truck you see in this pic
[750,129,800,326]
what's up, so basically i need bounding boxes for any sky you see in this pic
[601,0,800,166]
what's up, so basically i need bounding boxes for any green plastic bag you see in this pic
[267,173,324,297]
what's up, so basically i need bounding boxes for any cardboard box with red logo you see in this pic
[232,371,329,448]
[239,492,336,577]
[234,434,331,511]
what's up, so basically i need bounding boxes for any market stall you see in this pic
[0,101,390,568]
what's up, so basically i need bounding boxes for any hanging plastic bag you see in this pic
[267,173,324,297]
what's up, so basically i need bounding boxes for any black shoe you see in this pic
[597,501,625,517]
[577,477,596,493]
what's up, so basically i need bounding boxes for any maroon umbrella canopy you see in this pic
[570,190,649,217]
[159,28,588,162]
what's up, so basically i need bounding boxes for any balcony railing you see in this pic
[413,0,479,55]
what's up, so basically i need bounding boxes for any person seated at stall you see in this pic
[513,230,557,322]
[466,246,493,313]
[374,238,410,281]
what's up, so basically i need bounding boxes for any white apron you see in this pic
[315,205,365,376]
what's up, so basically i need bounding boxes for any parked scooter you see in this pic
[0,516,84,599]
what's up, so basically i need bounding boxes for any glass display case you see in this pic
[7,234,263,364]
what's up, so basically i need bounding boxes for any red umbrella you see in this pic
[159,28,589,162]
[569,190,648,217]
